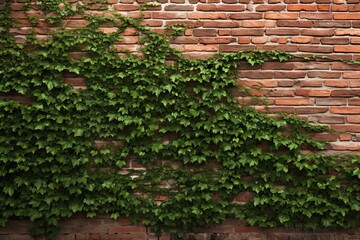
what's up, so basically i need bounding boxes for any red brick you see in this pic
[164,5,194,11]
[300,80,323,87]
[188,12,227,19]
[113,4,140,11]
[331,62,360,70]
[288,4,318,11]
[232,29,264,36]
[332,125,360,133]
[277,20,312,27]
[266,29,299,35]
[349,98,360,105]
[193,29,217,36]
[300,12,332,19]
[332,5,348,11]
[251,37,268,44]
[329,142,360,150]
[203,21,239,28]
[153,12,186,19]
[351,38,360,44]
[239,71,274,79]
[291,36,314,43]
[335,30,360,36]
[295,89,331,97]
[183,45,218,51]
[238,37,251,44]
[316,98,347,105]
[314,21,351,28]
[108,226,146,233]
[298,45,333,53]
[301,29,334,36]
[312,133,338,142]
[307,71,341,78]
[324,80,349,87]
[275,98,310,105]
[220,45,256,52]
[321,38,349,45]
[196,4,216,11]
[240,80,278,87]
[199,37,236,44]
[318,4,331,11]
[217,4,246,11]
[269,89,294,97]
[334,13,360,20]
[339,134,352,140]
[229,13,263,19]
[241,20,276,28]
[331,90,360,97]
[331,107,360,114]
[256,5,286,11]
[295,107,328,114]
[274,72,306,78]
[318,117,345,124]
[265,12,298,19]
[343,72,360,79]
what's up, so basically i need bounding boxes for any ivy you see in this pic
[1,2,360,240]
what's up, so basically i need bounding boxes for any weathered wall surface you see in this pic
[2,0,360,239]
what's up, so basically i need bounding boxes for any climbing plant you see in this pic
[1,1,360,239]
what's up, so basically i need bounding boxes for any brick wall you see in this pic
[2,0,360,239]
[1,216,360,240]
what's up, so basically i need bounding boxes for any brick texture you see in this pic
[3,0,360,238]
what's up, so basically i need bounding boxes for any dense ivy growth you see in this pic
[1,1,360,239]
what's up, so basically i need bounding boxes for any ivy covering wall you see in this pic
[1,1,360,239]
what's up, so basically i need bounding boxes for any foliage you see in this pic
[1,1,360,239]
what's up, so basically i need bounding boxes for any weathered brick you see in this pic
[324,80,349,87]
[153,12,187,19]
[334,13,360,20]
[164,5,194,11]
[277,20,312,27]
[193,29,217,37]
[300,12,332,19]
[232,29,264,36]
[343,72,360,79]
[196,4,217,11]
[265,12,299,19]
[288,4,317,11]
[298,45,333,53]
[301,29,334,36]
[295,89,331,97]
[307,71,341,78]
[266,29,300,35]
[113,4,140,11]
[331,90,360,97]
[199,37,236,44]
[188,12,227,19]
[321,38,349,45]
[275,98,310,105]
[203,21,239,28]
[241,20,276,28]
[251,37,268,44]
[349,98,360,105]
[256,5,286,11]
[229,13,263,19]
[314,21,350,28]
[217,4,246,11]
[219,45,255,52]
[316,98,347,105]
[335,30,360,36]
[301,80,323,87]
[291,36,315,43]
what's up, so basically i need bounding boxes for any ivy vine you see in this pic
[1,1,360,239]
